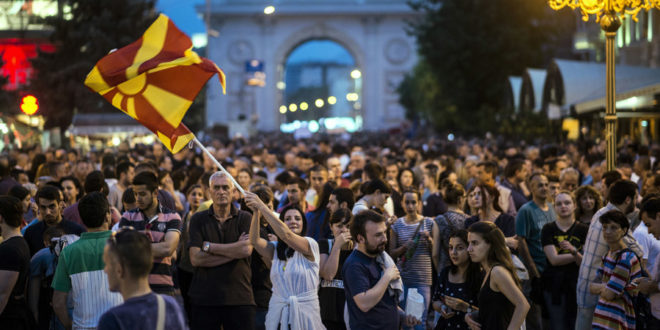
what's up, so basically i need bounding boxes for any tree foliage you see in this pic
[404,0,574,136]
[29,0,157,130]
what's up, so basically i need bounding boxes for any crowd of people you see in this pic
[0,132,660,330]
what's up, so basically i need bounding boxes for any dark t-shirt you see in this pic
[97,293,186,330]
[540,221,588,292]
[24,220,86,256]
[319,239,352,322]
[343,250,399,330]
[464,214,515,237]
[187,206,255,306]
[305,208,332,241]
[423,193,448,218]
[0,236,31,319]
[251,223,275,308]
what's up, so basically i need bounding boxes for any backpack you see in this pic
[50,234,80,266]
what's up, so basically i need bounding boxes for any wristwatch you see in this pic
[203,241,211,252]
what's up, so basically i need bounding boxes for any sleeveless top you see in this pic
[478,266,514,330]
[392,217,434,285]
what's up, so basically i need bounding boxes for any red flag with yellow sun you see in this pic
[84,14,225,153]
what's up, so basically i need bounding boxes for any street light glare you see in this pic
[328,96,337,105]
[351,69,361,79]
[289,103,297,112]
[300,102,309,111]
[279,105,287,113]
[264,6,275,15]
[315,99,324,107]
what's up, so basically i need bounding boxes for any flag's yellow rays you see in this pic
[142,84,192,128]
[126,16,169,79]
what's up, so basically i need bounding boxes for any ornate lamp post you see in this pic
[548,1,660,171]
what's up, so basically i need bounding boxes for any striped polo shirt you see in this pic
[51,231,123,330]
[118,204,182,293]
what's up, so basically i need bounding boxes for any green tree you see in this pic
[405,0,574,136]
[29,0,157,130]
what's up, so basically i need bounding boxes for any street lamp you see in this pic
[547,0,660,171]
[264,6,275,15]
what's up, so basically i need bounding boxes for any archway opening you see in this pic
[279,39,362,134]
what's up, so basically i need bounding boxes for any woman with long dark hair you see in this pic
[245,193,325,329]
[432,229,484,330]
[306,182,337,241]
[434,183,469,270]
[465,221,529,330]
[464,184,518,250]
[574,185,602,224]
[398,168,418,191]
[318,208,353,330]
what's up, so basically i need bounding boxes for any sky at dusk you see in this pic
[156,0,206,37]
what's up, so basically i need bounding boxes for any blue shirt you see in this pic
[343,250,399,330]
[305,208,331,241]
[515,201,556,273]
[97,293,187,330]
[30,247,56,278]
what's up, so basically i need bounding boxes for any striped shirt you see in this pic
[51,231,123,330]
[576,203,644,308]
[118,204,181,293]
[391,217,434,285]
[592,249,642,330]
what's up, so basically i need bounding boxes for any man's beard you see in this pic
[140,199,154,211]
[45,217,60,226]
[365,240,386,255]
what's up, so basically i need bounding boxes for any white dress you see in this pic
[265,237,326,330]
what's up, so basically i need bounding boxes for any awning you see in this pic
[507,76,522,113]
[544,59,660,115]
[67,113,151,135]
[520,68,546,113]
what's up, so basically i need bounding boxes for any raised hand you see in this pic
[335,232,352,247]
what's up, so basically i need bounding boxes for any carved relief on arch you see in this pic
[227,40,255,65]
[384,38,411,65]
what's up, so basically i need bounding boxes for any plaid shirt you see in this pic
[576,203,644,308]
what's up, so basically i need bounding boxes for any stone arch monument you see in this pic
[202,0,418,132]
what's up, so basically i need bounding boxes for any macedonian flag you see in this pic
[84,14,225,153]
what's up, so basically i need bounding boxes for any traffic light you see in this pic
[20,95,38,115]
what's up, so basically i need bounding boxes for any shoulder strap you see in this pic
[614,248,648,277]
[412,219,424,237]
[156,294,165,330]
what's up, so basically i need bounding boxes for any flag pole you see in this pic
[192,137,246,195]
